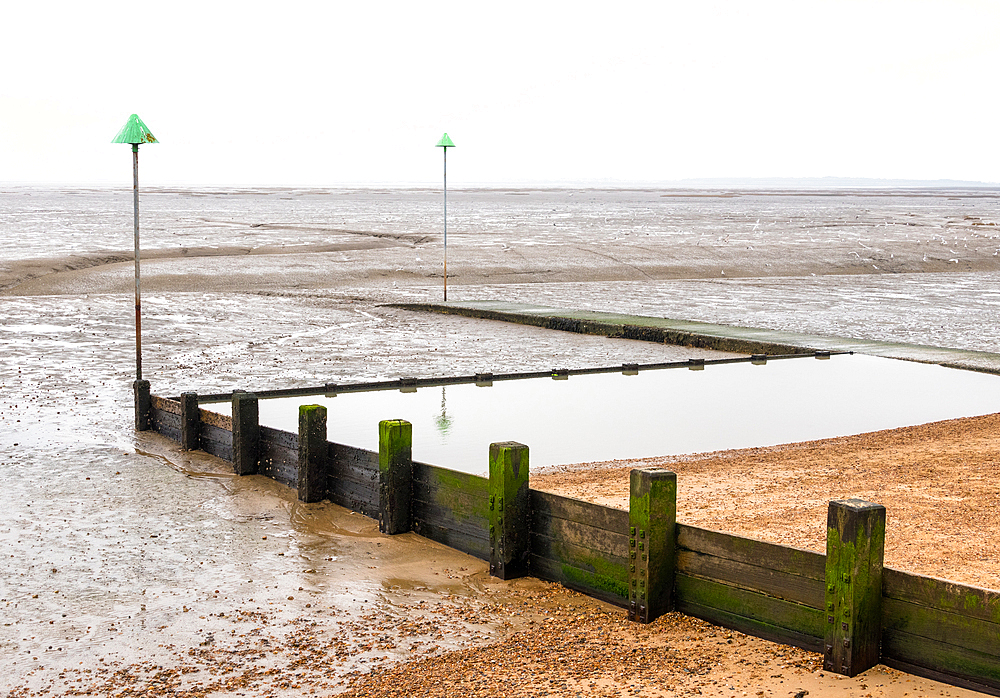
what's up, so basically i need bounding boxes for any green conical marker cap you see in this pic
[112,114,158,145]
[435,133,455,148]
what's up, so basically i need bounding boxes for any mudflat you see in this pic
[4,187,999,697]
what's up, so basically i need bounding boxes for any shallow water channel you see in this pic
[208,354,1000,474]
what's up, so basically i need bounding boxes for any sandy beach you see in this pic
[3,186,1000,696]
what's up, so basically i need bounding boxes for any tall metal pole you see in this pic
[133,143,142,381]
[443,145,447,302]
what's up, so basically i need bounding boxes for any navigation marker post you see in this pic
[435,133,455,301]
[112,114,158,383]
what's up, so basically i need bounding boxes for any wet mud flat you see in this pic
[3,186,1000,696]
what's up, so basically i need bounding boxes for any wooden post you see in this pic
[488,441,530,580]
[133,379,151,431]
[378,419,413,534]
[824,498,886,677]
[628,467,677,623]
[180,392,199,451]
[297,405,327,503]
[232,391,259,476]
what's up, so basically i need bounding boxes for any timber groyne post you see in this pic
[378,419,413,534]
[628,467,677,623]
[489,441,530,580]
[297,405,327,503]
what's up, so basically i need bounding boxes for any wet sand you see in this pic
[3,187,1000,696]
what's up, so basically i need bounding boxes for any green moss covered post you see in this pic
[133,379,151,430]
[232,391,259,476]
[628,468,677,623]
[297,404,327,503]
[489,441,530,580]
[379,419,413,535]
[824,498,886,677]
[180,392,199,451]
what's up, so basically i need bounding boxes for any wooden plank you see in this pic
[530,555,628,608]
[679,600,825,654]
[532,511,629,559]
[883,657,1000,697]
[329,489,379,519]
[677,524,825,581]
[328,476,377,510]
[884,567,1000,624]
[260,460,296,487]
[198,408,232,431]
[675,573,826,642]
[199,422,233,462]
[411,486,487,524]
[260,426,298,451]
[882,629,1000,690]
[329,459,378,484]
[531,489,628,532]
[329,442,378,472]
[412,519,490,561]
[531,532,629,586]
[151,408,181,441]
[677,550,825,609]
[883,597,1000,656]
[413,497,488,539]
[151,395,180,415]
[413,462,488,493]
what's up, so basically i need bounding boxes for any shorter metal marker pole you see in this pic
[133,143,142,381]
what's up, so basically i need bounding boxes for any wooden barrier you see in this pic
[297,405,327,503]
[530,490,629,607]
[143,388,1000,693]
[882,568,1000,694]
[412,462,490,560]
[231,391,259,476]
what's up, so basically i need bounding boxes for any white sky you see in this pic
[1,0,998,186]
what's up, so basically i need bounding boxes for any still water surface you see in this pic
[216,354,1000,474]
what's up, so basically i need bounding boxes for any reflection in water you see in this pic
[435,386,453,436]
[237,354,1000,475]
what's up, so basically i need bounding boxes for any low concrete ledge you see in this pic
[390,301,1000,376]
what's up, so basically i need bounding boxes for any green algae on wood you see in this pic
[628,468,677,623]
[379,419,413,535]
[824,498,886,677]
[489,441,530,580]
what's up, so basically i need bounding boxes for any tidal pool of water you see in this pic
[209,354,1000,474]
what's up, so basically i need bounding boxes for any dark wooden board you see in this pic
[328,477,378,512]
[675,573,825,641]
[531,512,629,559]
[677,550,825,609]
[531,490,628,532]
[412,519,490,561]
[882,629,1000,689]
[260,426,298,451]
[679,600,825,653]
[530,555,629,608]
[412,498,488,539]
[882,597,1000,655]
[151,408,181,442]
[259,437,297,487]
[882,656,1000,697]
[199,422,234,462]
[328,458,378,484]
[329,489,379,519]
[677,524,825,581]
[884,567,1000,624]
[413,462,488,493]
[329,442,378,471]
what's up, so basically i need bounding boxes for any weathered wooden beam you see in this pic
[231,391,259,476]
[378,419,413,534]
[489,441,530,580]
[133,379,151,431]
[628,467,677,623]
[180,392,199,451]
[824,498,886,677]
[297,404,327,503]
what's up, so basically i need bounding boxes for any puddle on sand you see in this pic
[211,354,1000,474]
